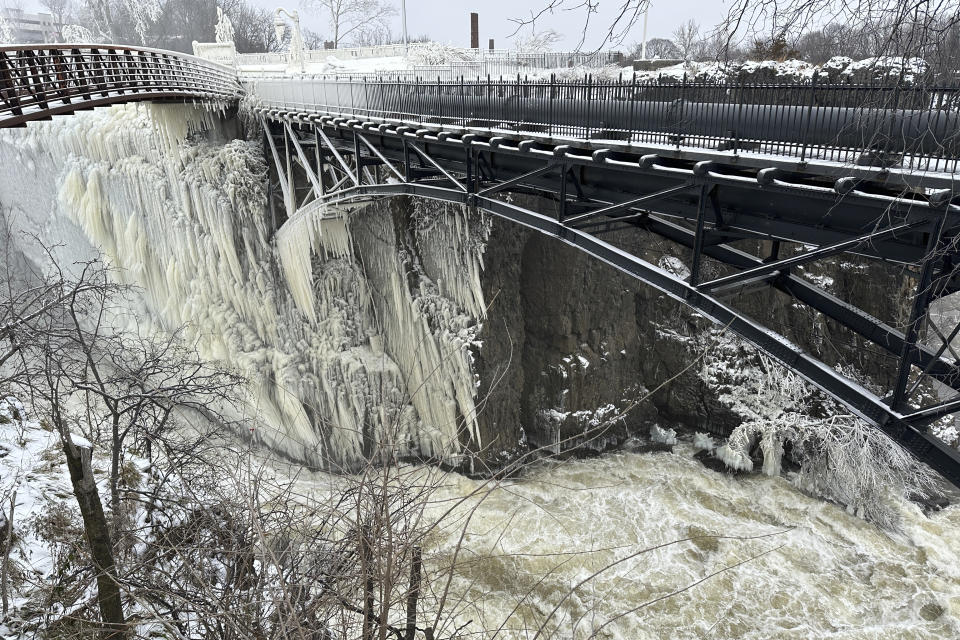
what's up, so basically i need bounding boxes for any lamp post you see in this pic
[275,7,305,73]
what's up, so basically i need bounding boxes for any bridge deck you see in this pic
[0,45,241,128]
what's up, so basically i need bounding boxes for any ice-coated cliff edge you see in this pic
[0,104,489,468]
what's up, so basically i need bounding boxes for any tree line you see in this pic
[1,0,399,54]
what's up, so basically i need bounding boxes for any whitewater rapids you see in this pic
[308,443,957,639]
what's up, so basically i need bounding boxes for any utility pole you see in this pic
[641,4,649,60]
[401,0,408,53]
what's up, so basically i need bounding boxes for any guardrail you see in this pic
[249,75,960,173]
[0,44,243,128]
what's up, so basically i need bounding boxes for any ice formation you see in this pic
[0,103,489,468]
[649,423,678,446]
[692,431,715,452]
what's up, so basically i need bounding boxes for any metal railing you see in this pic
[0,44,243,127]
[236,45,624,69]
[249,75,960,173]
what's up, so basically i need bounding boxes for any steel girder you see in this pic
[261,113,960,487]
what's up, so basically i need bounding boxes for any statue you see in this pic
[274,8,305,73]
[215,7,235,44]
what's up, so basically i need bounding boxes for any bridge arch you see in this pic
[271,179,960,486]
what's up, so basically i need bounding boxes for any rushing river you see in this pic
[370,441,960,640]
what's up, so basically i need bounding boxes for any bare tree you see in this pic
[794,23,844,63]
[635,36,680,60]
[146,0,217,53]
[39,0,74,39]
[1,231,247,636]
[221,0,282,53]
[301,0,396,48]
[718,0,960,69]
[672,19,701,62]
[509,0,651,50]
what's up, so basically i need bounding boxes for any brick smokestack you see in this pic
[470,12,479,48]
[488,38,495,50]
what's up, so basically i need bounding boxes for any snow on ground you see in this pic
[0,397,81,619]
[0,396,154,629]
[240,55,411,75]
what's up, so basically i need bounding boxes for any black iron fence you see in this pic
[250,74,960,173]
[0,45,242,128]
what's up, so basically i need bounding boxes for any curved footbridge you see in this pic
[5,44,960,486]
[0,44,240,126]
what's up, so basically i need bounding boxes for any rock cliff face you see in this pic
[469,197,906,459]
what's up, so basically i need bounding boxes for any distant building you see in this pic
[1,8,60,44]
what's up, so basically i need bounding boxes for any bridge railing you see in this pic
[249,74,960,173]
[236,46,623,71]
[0,44,242,127]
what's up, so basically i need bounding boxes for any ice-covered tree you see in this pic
[83,0,164,43]
[301,0,396,48]
[514,28,564,52]
[672,19,701,61]
[700,330,938,529]
[0,13,14,44]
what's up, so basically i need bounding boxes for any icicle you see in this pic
[1,103,493,469]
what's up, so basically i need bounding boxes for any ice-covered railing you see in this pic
[236,44,623,68]
[247,74,960,173]
[0,44,243,128]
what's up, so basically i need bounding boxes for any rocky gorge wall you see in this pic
[471,194,909,460]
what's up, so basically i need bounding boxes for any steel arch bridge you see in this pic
[252,77,960,487]
[4,44,960,486]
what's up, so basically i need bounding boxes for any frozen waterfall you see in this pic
[0,103,489,468]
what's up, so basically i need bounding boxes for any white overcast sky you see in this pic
[18,0,733,49]
[255,0,734,49]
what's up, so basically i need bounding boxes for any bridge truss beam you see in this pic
[260,112,960,487]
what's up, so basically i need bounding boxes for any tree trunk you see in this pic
[110,414,120,537]
[405,546,421,640]
[361,526,374,640]
[2,489,16,616]
[62,436,126,639]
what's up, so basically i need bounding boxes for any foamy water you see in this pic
[407,444,960,639]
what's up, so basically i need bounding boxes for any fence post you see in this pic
[677,73,687,148]
[800,73,816,163]
[734,77,744,155]
[586,73,593,139]
[549,73,555,137]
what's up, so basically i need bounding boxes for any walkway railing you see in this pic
[249,75,960,173]
[237,45,623,69]
[0,44,242,127]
